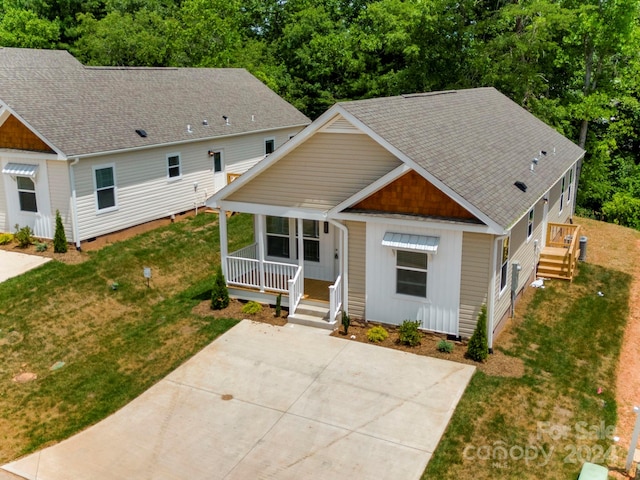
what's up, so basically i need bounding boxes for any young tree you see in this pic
[466,305,488,362]
[211,266,230,310]
[53,210,68,253]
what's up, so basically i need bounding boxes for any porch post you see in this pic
[256,214,266,292]
[297,217,304,280]
[219,207,228,279]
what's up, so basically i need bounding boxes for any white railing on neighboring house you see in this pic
[329,274,342,324]
[288,268,303,316]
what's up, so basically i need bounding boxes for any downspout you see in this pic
[329,219,348,316]
[487,235,500,352]
[68,157,81,250]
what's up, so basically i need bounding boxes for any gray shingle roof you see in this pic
[0,48,310,157]
[339,88,585,230]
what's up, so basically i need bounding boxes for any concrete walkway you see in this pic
[0,250,50,282]
[3,321,475,480]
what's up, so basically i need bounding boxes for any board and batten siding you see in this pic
[72,129,299,240]
[345,220,366,319]
[227,132,401,210]
[459,232,492,338]
[365,222,462,335]
[47,160,73,240]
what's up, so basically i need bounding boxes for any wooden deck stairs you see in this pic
[537,223,582,281]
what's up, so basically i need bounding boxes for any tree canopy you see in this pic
[2,0,640,228]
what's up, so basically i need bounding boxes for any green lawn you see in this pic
[423,220,636,479]
[0,212,254,462]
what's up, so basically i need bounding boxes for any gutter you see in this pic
[68,157,81,250]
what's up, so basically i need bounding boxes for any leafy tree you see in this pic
[53,209,68,253]
[0,8,60,47]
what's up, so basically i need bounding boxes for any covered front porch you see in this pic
[218,212,347,329]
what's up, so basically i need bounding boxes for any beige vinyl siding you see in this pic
[459,232,492,338]
[346,220,366,319]
[73,129,299,240]
[46,160,73,240]
[547,167,575,224]
[228,132,401,209]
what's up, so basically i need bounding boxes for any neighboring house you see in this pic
[0,48,310,247]
[207,88,585,346]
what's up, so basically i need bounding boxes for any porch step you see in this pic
[288,300,337,331]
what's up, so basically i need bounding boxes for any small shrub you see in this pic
[367,325,389,343]
[14,224,34,248]
[398,320,421,346]
[0,233,13,245]
[53,209,68,253]
[211,267,230,310]
[466,305,489,362]
[342,311,351,334]
[242,301,262,315]
[35,242,48,252]
[437,339,454,353]
[275,293,282,318]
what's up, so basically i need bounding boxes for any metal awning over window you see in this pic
[382,232,440,254]
[2,163,39,178]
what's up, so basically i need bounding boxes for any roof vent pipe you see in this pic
[223,115,230,126]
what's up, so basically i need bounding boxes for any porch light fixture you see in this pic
[208,150,215,157]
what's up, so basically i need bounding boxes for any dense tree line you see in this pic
[2,0,640,228]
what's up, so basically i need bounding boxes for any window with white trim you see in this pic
[167,154,181,179]
[560,176,566,213]
[296,220,320,262]
[266,216,289,258]
[499,237,510,292]
[16,176,37,212]
[567,167,574,204]
[265,138,275,155]
[95,165,116,211]
[396,250,428,298]
[212,151,222,173]
[527,208,534,240]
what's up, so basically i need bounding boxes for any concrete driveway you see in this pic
[0,250,50,282]
[3,321,475,480]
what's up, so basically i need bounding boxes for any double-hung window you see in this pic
[297,220,320,262]
[499,237,510,292]
[17,176,37,212]
[95,165,116,211]
[567,168,574,204]
[527,208,534,240]
[266,216,290,258]
[167,154,181,179]
[396,250,428,298]
[560,176,566,213]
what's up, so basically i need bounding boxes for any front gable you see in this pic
[0,114,55,153]
[347,170,481,222]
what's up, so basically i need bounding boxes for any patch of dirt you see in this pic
[12,372,37,383]
[331,320,525,378]
[192,298,288,326]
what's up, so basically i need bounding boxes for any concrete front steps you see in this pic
[287,299,338,330]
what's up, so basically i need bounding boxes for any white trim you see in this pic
[166,152,182,180]
[69,158,81,248]
[526,208,534,242]
[92,163,118,213]
[217,200,329,221]
[498,235,510,296]
[487,236,501,349]
[329,164,411,215]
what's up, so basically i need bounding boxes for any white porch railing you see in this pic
[288,268,303,316]
[329,274,342,324]
[229,243,258,259]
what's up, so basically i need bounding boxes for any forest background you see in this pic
[1,0,639,229]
